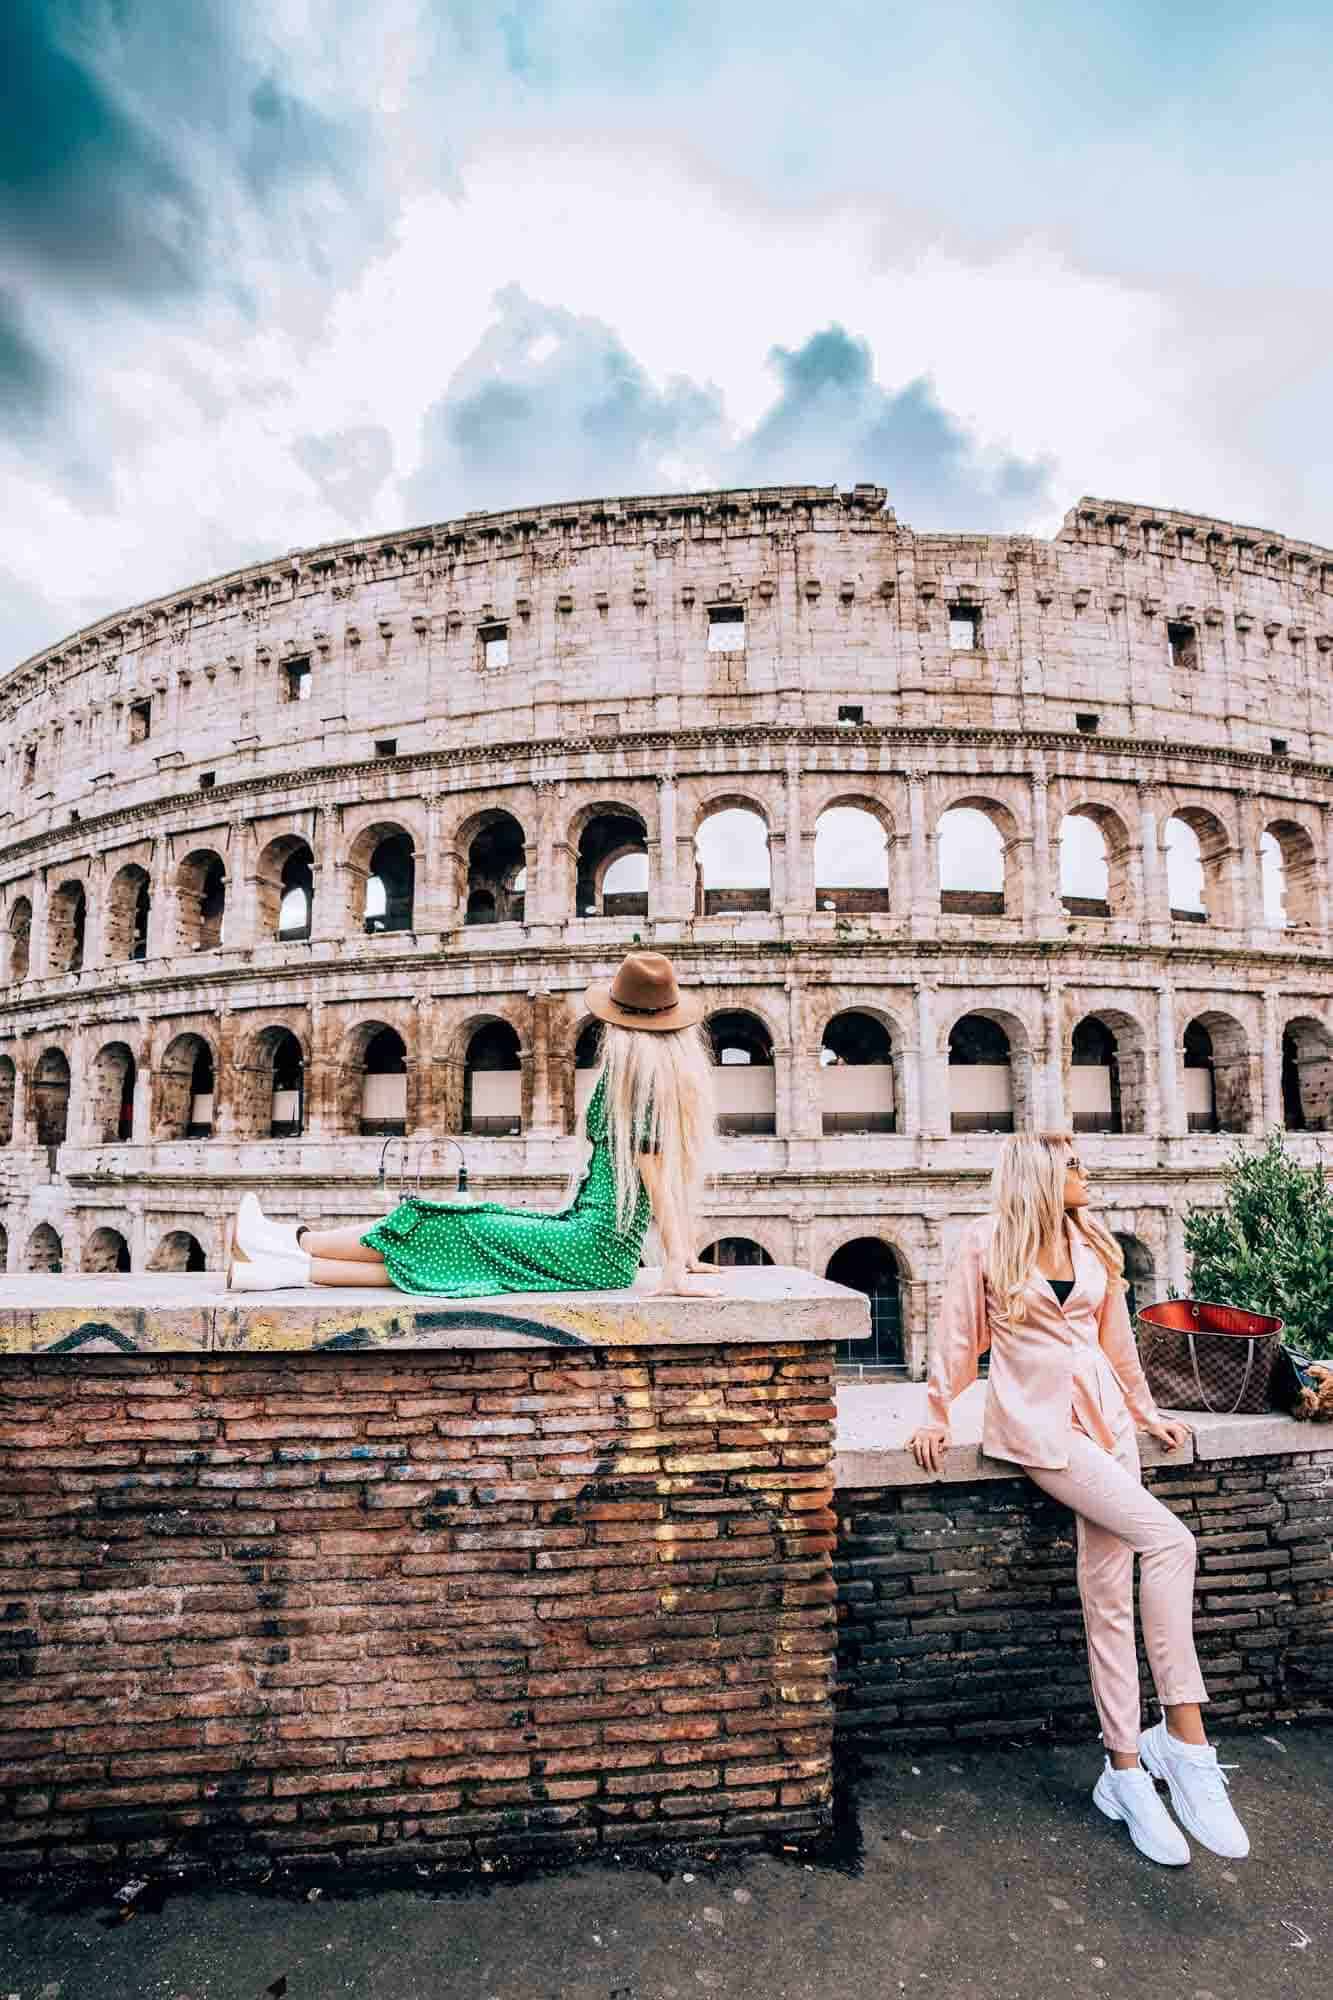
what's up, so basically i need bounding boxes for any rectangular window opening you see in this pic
[837,705,865,726]
[284,657,312,702]
[707,604,746,653]
[129,698,152,744]
[1075,712,1100,734]
[1167,621,1199,670]
[22,745,36,786]
[198,771,216,790]
[374,738,398,758]
[948,606,980,650]
[480,622,510,670]
[592,713,619,732]
[1271,737,1289,756]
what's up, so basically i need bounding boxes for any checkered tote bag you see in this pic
[1136,1299,1284,1416]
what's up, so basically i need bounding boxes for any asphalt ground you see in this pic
[1,1725,1328,2000]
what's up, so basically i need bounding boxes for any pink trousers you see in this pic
[1023,1420,1210,1754]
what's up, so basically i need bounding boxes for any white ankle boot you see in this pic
[1093,1757,1191,1865]
[233,1193,305,1260]
[226,1246,312,1291]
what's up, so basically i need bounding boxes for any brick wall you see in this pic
[835,1453,1333,1748]
[0,1343,837,1878]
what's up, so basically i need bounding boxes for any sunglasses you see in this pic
[1065,1155,1089,1178]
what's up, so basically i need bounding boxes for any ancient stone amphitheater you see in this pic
[3,483,1332,1371]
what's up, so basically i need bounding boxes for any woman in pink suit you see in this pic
[907,1134,1251,1867]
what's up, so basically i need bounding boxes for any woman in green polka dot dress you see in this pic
[226,952,720,1300]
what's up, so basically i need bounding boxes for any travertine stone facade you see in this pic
[2,483,1333,1370]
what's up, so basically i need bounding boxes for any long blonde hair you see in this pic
[578,1019,715,1234]
[985,1132,1125,1323]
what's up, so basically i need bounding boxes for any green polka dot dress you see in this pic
[359,1075,652,1296]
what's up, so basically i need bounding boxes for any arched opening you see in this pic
[1069,1014,1146,1135]
[813,806,889,914]
[0,1056,14,1147]
[1163,809,1233,926]
[48,881,87,973]
[7,897,31,983]
[1262,820,1319,930]
[707,1010,776,1136]
[149,1230,208,1272]
[360,830,416,934]
[358,1025,408,1136]
[948,1014,1015,1133]
[268,1029,305,1135]
[106,863,151,962]
[1113,1234,1156,1322]
[938,803,1010,917]
[1182,1014,1251,1133]
[575,811,649,918]
[32,1047,70,1147]
[89,1042,137,1144]
[254,836,316,941]
[1282,1017,1333,1132]
[820,1011,896,1134]
[176,850,227,952]
[700,1239,774,1267]
[0,1222,6,1272]
[464,814,526,925]
[570,1018,604,1134]
[233,1025,306,1138]
[695,806,771,916]
[156,1033,216,1140]
[463,1020,523,1135]
[827,1238,904,1368]
[25,1222,63,1273]
[1058,804,1133,919]
[83,1226,131,1274]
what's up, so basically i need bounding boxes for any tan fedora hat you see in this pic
[584,951,704,1032]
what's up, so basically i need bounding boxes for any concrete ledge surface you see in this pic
[0,1264,869,1355]
[834,1379,1333,1487]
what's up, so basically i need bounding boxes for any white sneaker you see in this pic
[1139,1720,1250,1859]
[226,1247,312,1292]
[1093,1758,1191,1865]
[234,1193,304,1260]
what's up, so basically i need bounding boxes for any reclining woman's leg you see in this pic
[302,1226,385,1263]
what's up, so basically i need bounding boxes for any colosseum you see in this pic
[2,482,1332,1373]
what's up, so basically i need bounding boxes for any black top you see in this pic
[1046,1276,1075,1306]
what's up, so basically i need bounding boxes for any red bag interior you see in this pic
[1137,1298,1284,1339]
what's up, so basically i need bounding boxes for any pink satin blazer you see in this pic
[924,1214,1164,1470]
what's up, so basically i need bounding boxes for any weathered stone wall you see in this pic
[0,1342,837,1878]
[835,1454,1333,1748]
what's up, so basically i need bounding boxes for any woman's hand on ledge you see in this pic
[1144,1418,1192,1452]
[647,1264,725,1298]
[907,1425,951,1475]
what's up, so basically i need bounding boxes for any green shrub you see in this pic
[1181,1131,1333,1358]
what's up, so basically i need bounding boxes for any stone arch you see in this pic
[47,879,87,973]
[707,1008,776,1136]
[1261,818,1320,930]
[945,1006,1032,1133]
[1113,1232,1156,1320]
[565,1015,605,1136]
[694,796,772,916]
[1182,1010,1252,1133]
[826,1236,905,1367]
[105,862,151,962]
[813,798,891,914]
[337,1019,413,1136]
[347,820,417,934]
[1162,803,1234,926]
[936,795,1024,919]
[175,849,227,953]
[461,1016,524,1136]
[83,1226,131,1274]
[232,1023,307,1138]
[0,1054,14,1147]
[31,1046,70,1147]
[1067,1006,1149,1135]
[1281,1014,1333,1132]
[6,896,32,983]
[25,1222,63,1273]
[699,1237,775,1268]
[155,1031,217,1140]
[1058,799,1135,919]
[149,1229,207,1272]
[458,809,526,925]
[255,834,315,942]
[819,1008,898,1134]
[88,1040,138,1145]
[571,801,649,919]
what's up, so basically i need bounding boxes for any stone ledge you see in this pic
[0,1266,868,1355]
[834,1380,1333,1488]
